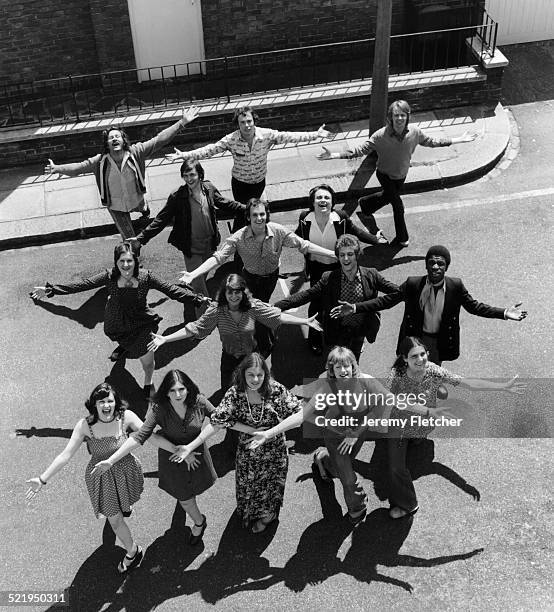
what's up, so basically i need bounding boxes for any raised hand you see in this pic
[179,270,195,285]
[330,300,355,319]
[25,478,44,503]
[504,375,527,395]
[184,452,201,471]
[147,333,166,353]
[505,302,527,321]
[30,286,48,301]
[317,124,333,139]
[90,460,113,477]
[248,430,271,451]
[182,105,199,124]
[317,146,332,160]
[459,131,477,143]
[165,147,189,162]
[305,314,323,332]
[44,159,57,174]
[169,444,192,463]
[337,437,357,455]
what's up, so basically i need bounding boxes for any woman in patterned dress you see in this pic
[25,382,175,573]
[30,242,207,395]
[385,336,525,519]
[148,273,322,390]
[170,353,303,533]
[93,369,250,545]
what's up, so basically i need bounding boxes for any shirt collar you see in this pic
[341,267,361,283]
[386,124,409,141]
[245,221,273,239]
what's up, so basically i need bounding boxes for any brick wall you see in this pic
[0,0,136,85]
[200,0,407,59]
[0,0,100,83]
[0,70,503,168]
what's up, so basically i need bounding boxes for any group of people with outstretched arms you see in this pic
[27,100,527,574]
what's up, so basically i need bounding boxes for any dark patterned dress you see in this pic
[84,414,144,518]
[45,268,202,357]
[211,382,302,526]
[388,361,462,438]
[132,396,217,500]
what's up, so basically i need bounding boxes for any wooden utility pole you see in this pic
[369,0,393,134]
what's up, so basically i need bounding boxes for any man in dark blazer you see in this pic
[132,160,245,301]
[331,245,527,365]
[275,234,399,362]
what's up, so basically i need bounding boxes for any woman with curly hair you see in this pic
[26,382,174,573]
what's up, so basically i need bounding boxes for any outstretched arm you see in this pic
[178,256,220,285]
[147,305,218,352]
[317,139,375,160]
[26,420,86,502]
[30,270,110,301]
[459,375,526,394]
[136,106,200,158]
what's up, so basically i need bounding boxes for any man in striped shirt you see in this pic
[167,106,333,230]
[180,198,337,355]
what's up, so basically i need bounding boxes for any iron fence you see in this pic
[0,17,497,128]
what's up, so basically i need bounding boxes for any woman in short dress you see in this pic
[26,382,173,573]
[30,241,207,395]
[170,353,303,533]
[385,336,525,519]
[92,369,231,545]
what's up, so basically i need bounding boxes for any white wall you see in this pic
[486,0,554,45]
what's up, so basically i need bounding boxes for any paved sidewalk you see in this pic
[0,102,510,248]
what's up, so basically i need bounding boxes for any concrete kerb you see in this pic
[0,104,511,251]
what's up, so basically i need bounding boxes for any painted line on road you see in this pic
[374,186,554,218]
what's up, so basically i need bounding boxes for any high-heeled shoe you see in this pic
[117,545,143,574]
[189,515,207,545]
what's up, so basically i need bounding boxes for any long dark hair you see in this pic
[216,274,252,311]
[233,353,272,399]
[111,242,139,280]
[85,382,127,425]
[154,369,200,412]
[392,336,428,372]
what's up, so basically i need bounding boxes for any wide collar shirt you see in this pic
[421,279,446,334]
[106,152,145,212]
[213,221,311,275]
[186,126,321,184]
[307,211,339,264]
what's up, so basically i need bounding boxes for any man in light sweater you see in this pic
[317,100,476,247]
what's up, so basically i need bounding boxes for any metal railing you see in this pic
[0,17,498,129]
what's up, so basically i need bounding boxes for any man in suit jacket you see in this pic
[331,245,527,365]
[132,160,245,300]
[275,234,399,362]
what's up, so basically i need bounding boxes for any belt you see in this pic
[244,269,278,279]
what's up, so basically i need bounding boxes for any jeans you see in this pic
[108,209,136,240]
[387,437,418,512]
[242,267,279,358]
[358,170,408,243]
[318,434,369,516]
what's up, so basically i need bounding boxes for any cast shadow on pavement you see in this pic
[31,287,107,329]
[105,361,149,420]
[15,426,73,439]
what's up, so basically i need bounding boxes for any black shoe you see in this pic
[389,237,409,248]
[117,546,143,574]
[141,205,151,218]
[109,345,128,362]
[190,515,207,545]
[389,505,419,519]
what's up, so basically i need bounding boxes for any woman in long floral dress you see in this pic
[170,353,302,533]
